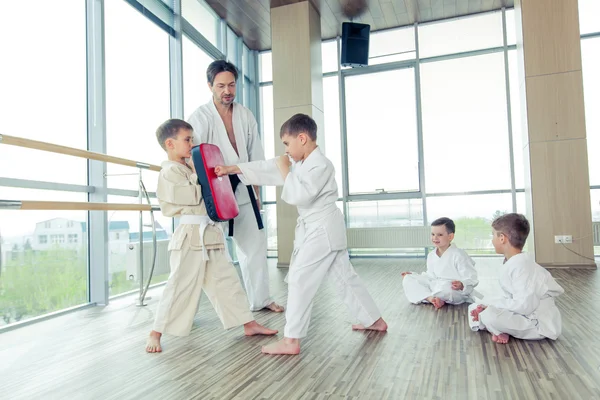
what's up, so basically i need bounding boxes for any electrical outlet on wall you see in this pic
[554,235,573,244]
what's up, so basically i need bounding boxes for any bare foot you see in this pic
[243,320,278,336]
[352,317,388,332]
[263,302,285,313]
[431,297,446,309]
[492,333,510,344]
[146,330,162,353]
[261,337,300,355]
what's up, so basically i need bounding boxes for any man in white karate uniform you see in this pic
[470,213,564,344]
[215,114,387,355]
[187,60,283,313]
[401,217,478,309]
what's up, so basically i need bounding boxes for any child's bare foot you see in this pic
[243,320,278,336]
[146,330,162,353]
[431,297,446,309]
[261,337,300,355]
[492,333,510,344]
[263,302,285,312]
[352,317,388,332]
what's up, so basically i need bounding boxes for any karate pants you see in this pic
[283,229,381,339]
[231,202,273,311]
[153,245,254,336]
[471,304,545,340]
[402,274,471,305]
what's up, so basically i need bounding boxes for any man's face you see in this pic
[209,71,236,106]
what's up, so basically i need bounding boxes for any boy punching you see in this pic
[215,114,387,355]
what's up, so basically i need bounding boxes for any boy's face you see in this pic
[281,132,307,162]
[166,128,194,159]
[491,229,505,254]
[209,71,236,107]
[431,225,453,249]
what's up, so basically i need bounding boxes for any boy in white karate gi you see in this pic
[401,217,478,309]
[145,119,277,353]
[470,213,564,344]
[215,114,387,355]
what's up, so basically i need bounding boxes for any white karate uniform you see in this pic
[152,161,253,336]
[403,245,478,305]
[187,100,272,311]
[236,148,382,339]
[471,253,564,340]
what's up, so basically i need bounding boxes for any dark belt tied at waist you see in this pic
[228,174,264,236]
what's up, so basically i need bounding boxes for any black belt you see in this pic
[228,175,264,236]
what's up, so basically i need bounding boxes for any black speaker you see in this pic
[340,22,370,68]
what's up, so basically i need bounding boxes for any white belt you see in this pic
[179,215,212,225]
[178,215,229,261]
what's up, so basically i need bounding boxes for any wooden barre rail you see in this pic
[0,200,159,212]
[0,134,161,172]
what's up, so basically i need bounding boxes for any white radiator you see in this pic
[346,226,431,249]
[593,222,600,246]
[126,239,171,282]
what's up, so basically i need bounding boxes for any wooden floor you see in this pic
[1,258,600,400]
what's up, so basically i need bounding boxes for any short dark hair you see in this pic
[492,213,530,250]
[206,60,238,85]
[431,217,455,234]
[156,119,193,151]
[279,113,317,141]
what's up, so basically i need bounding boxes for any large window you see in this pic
[0,188,88,327]
[418,12,504,58]
[259,52,273,82]
[323,76,342,192]
[258,9,600,256]
[0,2,89,327]
[421,52,511,193]
[259,85,277,202]
[107,195,172,297]
[347,199,423,228]
[344,67,419,195]
[105,0,171,193]
[322,40,338,73]
[582,37,600,187]
[427,193,513,253]
[579,0,600,36]
[183,34,215,118]
[182,0,219,47]
[508,50,525,190]
[369,26,415,64]
[0,1,87,185]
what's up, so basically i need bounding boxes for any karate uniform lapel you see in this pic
[208,100,241,165]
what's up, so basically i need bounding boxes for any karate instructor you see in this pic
[187,60,283,313]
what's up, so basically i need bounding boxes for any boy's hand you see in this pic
[276,154,291,169]
[401,271,412,278]
[451,280,464,291]
[276,154,291,179]
[470,304,486,321]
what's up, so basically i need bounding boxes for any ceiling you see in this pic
[203,0,515,51]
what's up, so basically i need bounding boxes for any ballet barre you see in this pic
[0,200,160,211]
[0,134,161,171]
[0,133,162,306]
